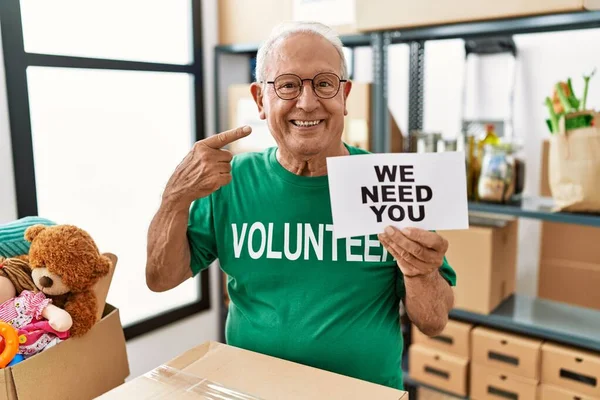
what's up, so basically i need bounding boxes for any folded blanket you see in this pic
[0,217,56,258]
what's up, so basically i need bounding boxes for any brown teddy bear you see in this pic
[24,224,111,337]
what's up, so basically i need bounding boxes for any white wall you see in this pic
[0,22,18,224]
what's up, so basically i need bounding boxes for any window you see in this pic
[1,0,209,340]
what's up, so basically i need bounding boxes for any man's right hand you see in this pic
[162,126,252,207]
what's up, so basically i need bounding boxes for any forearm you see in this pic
[404,270,454,337]
[146,199,193,292]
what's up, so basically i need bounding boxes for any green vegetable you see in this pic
[582,68,596,110]
[556,82,574,113]
[545,97,559,133]
[566,113,594,130]
[567,78,581,110]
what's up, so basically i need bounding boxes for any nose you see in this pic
[295,81,320,112]
[39,276,53,288]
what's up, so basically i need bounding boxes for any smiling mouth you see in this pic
[291,119,324,127]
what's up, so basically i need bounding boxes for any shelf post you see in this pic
[370,32,391,153]
[408,40,426,150]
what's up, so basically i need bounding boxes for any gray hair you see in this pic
[254,21,349,83]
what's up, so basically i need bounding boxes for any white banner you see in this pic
[326,152,469,238]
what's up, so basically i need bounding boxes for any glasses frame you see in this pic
[264,72,348,100]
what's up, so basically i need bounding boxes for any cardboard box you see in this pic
[100,341,406,399]
[542,342,600,398]
[412,320,473,359]
[540,384,599,400]
[538,257,600,310]
[416,387,459,399]
[218,0,292,45]
[0,252,128,400]
[439,219,518,315]
[227,83,404,154]
[218,0,360,45]
[356,0,600,32]
[408,344,469,397]
[0,304,129,400]
[470,363,538,400]
[471,327,542,380]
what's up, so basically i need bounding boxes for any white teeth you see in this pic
[293,120,321,127]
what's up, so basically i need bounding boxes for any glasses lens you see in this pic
[274,74,302,99]
[313,73,340,98]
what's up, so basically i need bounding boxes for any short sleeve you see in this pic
[20,290,52,320]
[395,256,457,299]
[187,194,218,277]
[439,255,457,287]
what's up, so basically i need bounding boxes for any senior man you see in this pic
[146,21,456,390]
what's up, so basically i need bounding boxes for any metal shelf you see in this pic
[389,10,600,42]
[468,197,600,227]
[450,294,600,353]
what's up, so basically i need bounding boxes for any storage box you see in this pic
[0,304,129,400]
[227,83,404,154]
[439,219,518,314]
[100,341,407,399]
[540,384,599,400]
[0,252,128,400]
[356,0,600,32]
[471,327,542,380]
[416,387,459,399]
[408,344,469,397]
[470,363,538,400]
[542,342,600,398]
[218,0,360,45]
[412,320,473,359]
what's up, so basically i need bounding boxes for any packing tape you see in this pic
[143,364,262,400]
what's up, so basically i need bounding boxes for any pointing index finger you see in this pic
[203,126,252,149]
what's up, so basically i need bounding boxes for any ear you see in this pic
[25,225,47,242]
[250,82,266,120]
[96,255,112,277]
[342,80,352,117]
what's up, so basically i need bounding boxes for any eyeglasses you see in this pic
[265,73,347,100]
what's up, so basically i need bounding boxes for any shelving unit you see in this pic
[469,196,600,227]
[213,8,600,398]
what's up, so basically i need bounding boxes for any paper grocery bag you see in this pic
[549,111,600,212]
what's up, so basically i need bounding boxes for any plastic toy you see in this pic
[0,321,19,368]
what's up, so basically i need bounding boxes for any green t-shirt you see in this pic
[187,144,457,390]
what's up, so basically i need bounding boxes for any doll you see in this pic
[0,257,71,358]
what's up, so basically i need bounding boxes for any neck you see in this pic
[277,141,349,177]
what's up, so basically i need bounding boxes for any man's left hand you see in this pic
[378,226,449,278]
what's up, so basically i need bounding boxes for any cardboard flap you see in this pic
[0,368,16,400]
[94,252,117,322]
[101,341,407,399]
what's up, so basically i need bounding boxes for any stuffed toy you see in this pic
[24,224,111,337]
[0,257,71,359]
